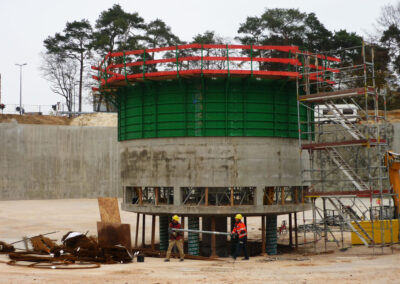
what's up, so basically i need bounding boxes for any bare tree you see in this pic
[40,52,78,112]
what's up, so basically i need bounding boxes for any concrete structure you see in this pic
[121,136,310,214]
[0,122,120,200]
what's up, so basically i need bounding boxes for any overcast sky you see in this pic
[0,0,398,112]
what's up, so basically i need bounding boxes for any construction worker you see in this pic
[164,215,184,262]
[231,213,249,260]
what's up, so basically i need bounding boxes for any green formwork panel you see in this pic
[117,77,308,141]
[159,216,169,251]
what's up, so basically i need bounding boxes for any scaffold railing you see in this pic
[91,44,340,90]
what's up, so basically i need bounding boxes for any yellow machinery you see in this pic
[351,151,400,245]
[385,151,400,216]
[351,219,398,245]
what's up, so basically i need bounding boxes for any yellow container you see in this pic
[351,219,399,245]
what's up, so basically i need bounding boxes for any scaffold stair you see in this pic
[327,197,373,247]
[326,147,369,191]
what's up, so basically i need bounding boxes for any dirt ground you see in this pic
[0,199,400,283]
[0,114,71,125]
[0,113,117,127]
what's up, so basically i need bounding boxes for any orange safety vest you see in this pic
[232,221,247,239]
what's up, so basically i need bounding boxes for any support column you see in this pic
[211,216,217,258]
[151,215,156,250]
[266,215,277,255]
[142,214,146,247]
[261,216,266,255]
[159,215,169,251]
[188,217,200,256]
[135,213,140,248]
[202,216,228,257]
[254,186,265,206]
[230,216,236,256]
[173,187,182,206]
[295,212,298,249]
[289,213,293,247]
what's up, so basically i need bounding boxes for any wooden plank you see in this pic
[142,214,146,247]
[261,216,266,255]
[97,197,121,224]
[97,222,131,251]
[155,187,159,205]
[211,216,216,257]
[205,187,209,206]
[151,215,156,250]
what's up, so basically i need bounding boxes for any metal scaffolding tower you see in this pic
[296,41,395,251]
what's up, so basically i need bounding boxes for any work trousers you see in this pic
[166,239,184,260]
[233,236,249,259]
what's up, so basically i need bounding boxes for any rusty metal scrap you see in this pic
[0,241,15,253]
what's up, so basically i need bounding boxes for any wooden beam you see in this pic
[181,216,185,243]
[294,212,298,250]
[139,187,143,206]
[155,187,159,205]
[205,187,209,206]
[211,216,216,258]
[142,214,146,247]
[151,215,156,250]
[135,213,140,248]
[261,216,266,255]
[288,213,293,247]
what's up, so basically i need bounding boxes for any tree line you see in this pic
[41,3,400,112]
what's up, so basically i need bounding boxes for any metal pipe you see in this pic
[171,228,232,236]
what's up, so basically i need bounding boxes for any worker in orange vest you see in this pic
[231,214,249,260]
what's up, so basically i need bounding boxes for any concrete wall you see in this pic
[120,136,308,188]
[0,122,120,200]
[392,123,400,153]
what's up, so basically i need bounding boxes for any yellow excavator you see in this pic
[385,151,400,217]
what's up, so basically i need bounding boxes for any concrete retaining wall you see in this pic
[0,122,120,200]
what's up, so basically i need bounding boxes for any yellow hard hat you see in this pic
[235,214,243,220]
[172,215,179,221]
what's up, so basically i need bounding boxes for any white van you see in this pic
[314,104,359,123]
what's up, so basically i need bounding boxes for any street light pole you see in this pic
[15,63,27,115]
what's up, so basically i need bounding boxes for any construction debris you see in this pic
[0,241,15,253]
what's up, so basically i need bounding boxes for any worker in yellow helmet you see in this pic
[164,215,184,262]
[231,213,249,260]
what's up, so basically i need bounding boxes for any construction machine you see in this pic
[385,151,400,217]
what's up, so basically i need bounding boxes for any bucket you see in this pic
[137,255,145,262]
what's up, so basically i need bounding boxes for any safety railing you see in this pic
[92,44,340,89]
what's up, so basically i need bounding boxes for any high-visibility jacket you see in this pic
[232,221,247,239]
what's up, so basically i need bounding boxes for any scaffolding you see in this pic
[296,41,396,252]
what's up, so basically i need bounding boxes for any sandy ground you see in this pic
[1,199,400,284]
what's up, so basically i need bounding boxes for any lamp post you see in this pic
[15,63,27,115]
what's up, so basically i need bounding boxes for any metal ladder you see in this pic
[327,197,373,247]
[326,147,369,191]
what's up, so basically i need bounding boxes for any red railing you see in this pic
[92,44,340,89]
